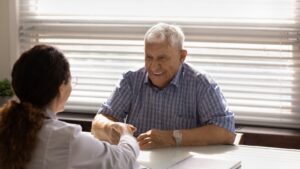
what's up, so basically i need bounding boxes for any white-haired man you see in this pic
[92,23,235,149]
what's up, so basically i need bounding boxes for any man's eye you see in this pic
[159,57,167,61]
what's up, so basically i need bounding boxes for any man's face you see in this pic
[145,41,186,89]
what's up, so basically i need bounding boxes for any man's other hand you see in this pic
[137,129,175,149]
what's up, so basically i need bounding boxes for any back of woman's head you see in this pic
[0,44,70,169]
[12,44,70,107]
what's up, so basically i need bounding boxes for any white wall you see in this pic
[0,0,10,80]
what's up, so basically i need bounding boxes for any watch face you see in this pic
[174,130,182,137]
[174,131,179,137]
[173,130,182,146]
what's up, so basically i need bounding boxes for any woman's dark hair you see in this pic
[0,45,70,169]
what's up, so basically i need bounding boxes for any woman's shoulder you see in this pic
[42,119,82,140]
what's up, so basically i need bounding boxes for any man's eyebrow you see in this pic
[157,54,167,58]
[146,55,153,59]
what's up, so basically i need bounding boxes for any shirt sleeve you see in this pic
[98,73,133,122]
[69,128,140,169]
[197,79,235,133]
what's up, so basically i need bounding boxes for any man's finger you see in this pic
[139,140,153,150]
[137,132,149,141]
[127,124,137,132]
[138,136,151,146]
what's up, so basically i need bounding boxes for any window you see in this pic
[18,0,300,128]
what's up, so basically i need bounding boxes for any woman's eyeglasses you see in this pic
[71,76,78,88]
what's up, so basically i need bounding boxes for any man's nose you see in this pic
[150,60,161,71]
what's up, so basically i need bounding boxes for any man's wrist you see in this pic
[173,130,182,146]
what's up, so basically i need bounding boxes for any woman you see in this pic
[0,45,139,169]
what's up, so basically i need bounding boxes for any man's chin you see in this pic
[151,81,167,89]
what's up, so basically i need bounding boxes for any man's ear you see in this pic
[180,49,187,62]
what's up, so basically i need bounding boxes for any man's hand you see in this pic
[92,121,136,144]
[137,129,175,149]
[108,122,136,144]
[91,114,136,144]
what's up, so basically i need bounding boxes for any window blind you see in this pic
[18,0,300,129]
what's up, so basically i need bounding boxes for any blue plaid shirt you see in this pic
[98,63,235,136]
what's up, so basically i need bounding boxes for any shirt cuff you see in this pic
[119,134,140,157]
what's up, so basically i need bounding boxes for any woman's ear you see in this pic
[47,83,64,113]
[58,83,65,97]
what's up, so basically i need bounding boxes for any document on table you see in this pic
[169,154,241,169]
[136,148,191,169]
[136,148,241,169]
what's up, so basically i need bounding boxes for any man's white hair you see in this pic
[144,23,185,49]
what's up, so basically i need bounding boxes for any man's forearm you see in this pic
[180,125,235,146]
[137,125,235,149]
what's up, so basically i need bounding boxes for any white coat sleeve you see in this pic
[68,128,140,169]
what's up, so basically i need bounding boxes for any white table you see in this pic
[137,145,300,169]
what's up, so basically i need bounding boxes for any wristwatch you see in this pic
[173,130,182,146]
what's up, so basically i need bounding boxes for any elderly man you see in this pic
[91,23,235,149]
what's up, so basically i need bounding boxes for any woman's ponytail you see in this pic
[0,100,44,169]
